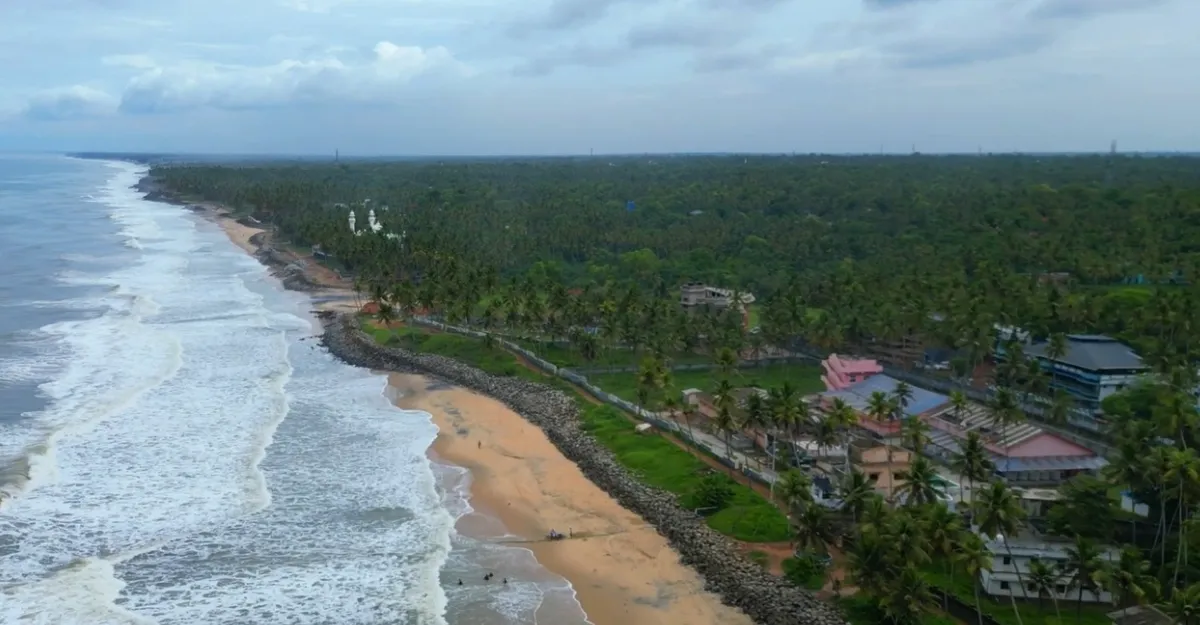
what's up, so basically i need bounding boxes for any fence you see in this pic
[408,316,779,485]
[572,356,816,376]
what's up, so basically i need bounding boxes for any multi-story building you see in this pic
[679,283,755,311]
[995,332,1147,414]
[979,522,1119,604]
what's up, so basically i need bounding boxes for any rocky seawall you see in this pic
[321,313,848,625]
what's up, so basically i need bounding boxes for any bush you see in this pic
[782,554,826,590]
[689,471,736,511]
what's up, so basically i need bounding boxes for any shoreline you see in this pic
[135,173,750,624]
[135,172,846,625]
[390,372,753,625]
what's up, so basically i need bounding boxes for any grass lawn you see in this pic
[364,319,791,542]
[586,363,826,404]
[838,596,957,625]
[923,563,1113,625]
[510,338,711,370]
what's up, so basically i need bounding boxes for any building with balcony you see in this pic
[850,442,912,496]
[979,522,1118,604]
[679,283,755,309]
[995,332,1148,414]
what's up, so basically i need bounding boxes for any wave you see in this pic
[0,160,457,625]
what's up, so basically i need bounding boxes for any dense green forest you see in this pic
[152,154,1200,625]
[153,155,1200,369]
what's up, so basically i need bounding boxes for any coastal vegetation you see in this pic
[153,153,1200,624]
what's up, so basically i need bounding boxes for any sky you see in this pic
[1,0,1197,155]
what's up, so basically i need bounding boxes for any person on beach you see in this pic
[457,579,463,586]
[502,578,507,584]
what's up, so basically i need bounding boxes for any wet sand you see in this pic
[389,373,753,625]
[192,189,750,624]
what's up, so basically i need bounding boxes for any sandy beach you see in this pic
[389,372,754,625]
[184,187,752,625]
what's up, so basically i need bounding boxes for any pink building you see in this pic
[821,354,883,391]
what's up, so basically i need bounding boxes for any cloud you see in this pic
[117,42,468,114]
[862,0,936,10]
[886,28,1056,68]
[20,86,118,121]
[512,0,635,33]
[513,44,621,76]
[1029,0,1169,20]
[626,20,749,49]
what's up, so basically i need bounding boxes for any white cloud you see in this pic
[20,86,118,121]
[117,42,469,114]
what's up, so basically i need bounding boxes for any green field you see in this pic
[585,362,826,404]
[364,319,790,542]
[511,338,711,369]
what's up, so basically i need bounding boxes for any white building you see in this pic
[979,530,1118,604]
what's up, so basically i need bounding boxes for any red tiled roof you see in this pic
[1005,433,1094,458]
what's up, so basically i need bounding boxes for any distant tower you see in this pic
[335,149,340,163]
[1111,139,1117,155]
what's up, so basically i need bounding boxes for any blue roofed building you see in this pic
[815,374,951,439]
[996,333,1148,415]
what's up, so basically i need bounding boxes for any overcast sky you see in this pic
[1,0,1195,155]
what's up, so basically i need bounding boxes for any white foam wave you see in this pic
[1,160,457,625]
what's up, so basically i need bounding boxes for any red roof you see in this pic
[1005,433,1094,458]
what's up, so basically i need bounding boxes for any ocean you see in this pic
[0,156,588,625]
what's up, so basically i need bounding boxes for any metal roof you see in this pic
[996,455,1108,473]
[822,374,950,417]
[1025,334,1145,371]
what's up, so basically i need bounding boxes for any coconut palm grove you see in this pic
[150,153,1200,625]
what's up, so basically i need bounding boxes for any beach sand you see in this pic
[208,209,361,314]
[389,373,754,625]
[186,188,752,625]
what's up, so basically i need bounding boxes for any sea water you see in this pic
[0,155,588,624]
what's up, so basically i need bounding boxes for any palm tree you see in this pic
[793,504,835,556]
[974,480,1028,625]
[1167,447,1200,586]
[1026,559,1062,620]
[949,389,969,423]
[1103,546,1158,609]
[374,299,398,328]
[847,525,894,598]
[827,397,858,472]
[955,533,993,625]
[775,469,814,518]
[988,387,1023,474]
[902,416,932,453]
[712,405,739,473]
[1166,582,1200,625]
[837,469,873,523]
[879,566,934,625]
[713,346,739,380]
[953,431,995,509]
[923,503,963,610]
[1046,331,1068,391]
[895,456,945,507]
[1059,537,1107,624]
[742,392,772,468]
